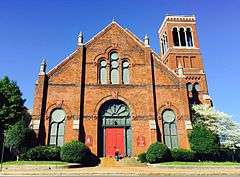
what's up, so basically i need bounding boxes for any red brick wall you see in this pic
[32,17,209,156]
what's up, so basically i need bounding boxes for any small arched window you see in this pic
[164,32,168,50]
[193,82,200,92]
[186,82,193,92]
[49,109,66,146]
[172,27,179,46]
[99,59,107,84]
[186,28,193,47]
[122,60,129,84]
[179,28,186,46]
[161,38,165,55]
[163,109,178,149]
[110,52,119,84]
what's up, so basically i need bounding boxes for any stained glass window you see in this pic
[99,59,107,84]
[163,110,178,149]
[110,52,119,84]
[100,100,131,127]
[122,60,129,84]
[49,109,66,146]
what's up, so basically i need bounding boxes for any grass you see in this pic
[3,161,68,166]
[157,161,240,166]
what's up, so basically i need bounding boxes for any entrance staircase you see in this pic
[99,157,146,167]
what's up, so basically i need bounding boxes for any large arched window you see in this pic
[186,28,193,47]
[99,59,107,84]
[110,52,119,84]
[179,28,186,46]
[122,60,129,84]
[172,27,180,46]
[162,109,178,149]
[49,109,66,146]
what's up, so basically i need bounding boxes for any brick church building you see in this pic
[32,15,212,157]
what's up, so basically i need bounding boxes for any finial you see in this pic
[39,59,47,75]
[177,63,184,77]
[77,31,84,46]
[112,17,116,23]
[144,34,150,47]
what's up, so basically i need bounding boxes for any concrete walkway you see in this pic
[1,165,240,176]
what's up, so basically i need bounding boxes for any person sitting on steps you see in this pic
[115,148,120,161]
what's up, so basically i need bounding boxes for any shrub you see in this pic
[137,152,147,163]
[60,140,91,163]
[171,148,196,162]
[21,146,61,161]
[189,125,220,161]
[217,148,240,162]
[146,142,172,163]
[5,121,37,156]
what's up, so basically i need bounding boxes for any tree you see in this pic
[189,124,220,160]
[192,104,240,149]
[0,76,27,158]
[5,120,37,157]
[0,76,26,131]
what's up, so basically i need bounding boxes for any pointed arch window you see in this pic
[163,109,178,149]
[99,59,107,84]
[49,109,66,146]
[122,60,129,84]
[110,52,119,84]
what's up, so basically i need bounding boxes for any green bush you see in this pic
[189,125,220,161]
[5,121,37,156]
[171,148,196,162]
[146,142,172,163]
[137,152,147,163]
[60,140,91,163]
[20,146,61,161]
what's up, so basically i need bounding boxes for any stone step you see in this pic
[99,157,146,167]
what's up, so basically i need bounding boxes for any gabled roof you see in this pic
[85,20,146,48]
[47,20,181,80]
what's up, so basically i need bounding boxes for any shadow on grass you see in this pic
[67,152,101,168]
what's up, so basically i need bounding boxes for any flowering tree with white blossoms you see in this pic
[191,104,240,149]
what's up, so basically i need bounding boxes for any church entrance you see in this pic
[98,99,132,157]
[105,128,124,157]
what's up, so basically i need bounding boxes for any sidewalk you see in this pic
[1,165,240,176]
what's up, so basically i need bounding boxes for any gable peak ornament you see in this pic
[144,34,150,47]
[77,31,84,46]
[39,59,47,75]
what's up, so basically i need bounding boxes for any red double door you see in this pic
[105,128,124,157]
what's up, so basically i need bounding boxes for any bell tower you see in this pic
[158,15,212,105]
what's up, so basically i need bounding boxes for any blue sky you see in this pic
[0,0,240,122]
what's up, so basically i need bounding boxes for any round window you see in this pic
[163,110,175,123]
[110,52,118,60]
[51,109,66,122]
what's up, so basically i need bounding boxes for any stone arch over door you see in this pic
[97,99,132,157]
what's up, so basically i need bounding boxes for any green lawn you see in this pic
[158,161,240,166]
[3,161,67,166]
